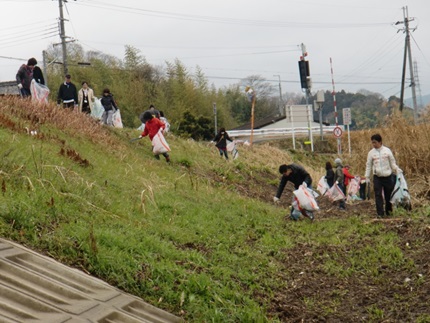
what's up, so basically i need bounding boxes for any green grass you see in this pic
[1,100,429,322]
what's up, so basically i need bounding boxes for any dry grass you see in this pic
[0,97,122,151]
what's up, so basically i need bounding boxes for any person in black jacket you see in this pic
[273,163,314,221]
[57,74,78,108]
[100,88,118,126]
[325,161,335,187]
[32,66,45,85]
[212,128,233,160]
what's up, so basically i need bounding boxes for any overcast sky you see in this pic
[1,0,429,102]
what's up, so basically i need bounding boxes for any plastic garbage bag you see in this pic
[112,109,123,128]
[30,79,49,103]
[152,130,171,155]
[91,98,104,119]
[390,173,412,210]
[327,183,345,202]
[293,183,319,211]
[317,176,330,196]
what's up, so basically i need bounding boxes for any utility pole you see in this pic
[397,6,418,124]
[59,0,68,75]
[273,74,284,115]
[56,0,76,75]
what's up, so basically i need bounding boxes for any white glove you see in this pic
[335,181,339,185]
[138,135,143,139]
[17,84,23,89]
[365,178,370,184]
[397,169,403,174]
[273,196,280,203]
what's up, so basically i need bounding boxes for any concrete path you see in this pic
[0,238,182,323]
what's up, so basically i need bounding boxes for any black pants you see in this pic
[373,175,395,216]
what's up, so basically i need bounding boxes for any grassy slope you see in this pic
[1,98,429,322]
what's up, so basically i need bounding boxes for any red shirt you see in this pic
[141,118,165,140]
[343,168,355,186]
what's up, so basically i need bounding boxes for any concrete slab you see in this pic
[0,238,182,323]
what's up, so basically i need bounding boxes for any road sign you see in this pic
[333,126,343,138]
[343,108,351,125]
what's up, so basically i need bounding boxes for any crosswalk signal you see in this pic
[298,60,310,89]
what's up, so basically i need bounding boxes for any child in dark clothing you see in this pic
[212,128,233,160]
[100,88,118,126]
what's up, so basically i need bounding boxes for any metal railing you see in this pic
[227,126,337,140]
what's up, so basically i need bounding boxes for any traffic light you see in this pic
[298,60,310,89]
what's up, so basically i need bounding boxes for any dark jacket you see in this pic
[276,164,312,198]
[213,131,232,149]
[325,168,335,187]
[100,94,118,112]
[334,164,344,186]
[16,64,33,90]
[33,66,45,85]
[57,82,78,104]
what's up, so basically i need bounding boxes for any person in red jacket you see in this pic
[343,165,355,187]
[139,111,170,162]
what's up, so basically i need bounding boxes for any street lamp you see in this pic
[245,86,256,146]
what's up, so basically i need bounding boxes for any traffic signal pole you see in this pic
[299,43,313,152]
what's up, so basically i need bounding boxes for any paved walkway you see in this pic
[0,238,181,323]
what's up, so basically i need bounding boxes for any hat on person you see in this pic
[65,74,71,79]
[334,158,342,165]
[27,58,37,66]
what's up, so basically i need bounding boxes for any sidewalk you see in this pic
[0,238,181,323]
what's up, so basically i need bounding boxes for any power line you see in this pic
[71,0,392,29]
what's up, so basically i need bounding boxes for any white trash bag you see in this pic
[317,176,330,196]
[152,130,171,155]
[30,79,50,103]
[227,140,239,160]
[327,183,345,202]
[293,183,319,211]
[390,173,412,210]
[112,109,123,128]
[91,98,104,119]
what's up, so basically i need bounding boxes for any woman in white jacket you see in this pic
[78,81,95,114]
[365,133,402,217]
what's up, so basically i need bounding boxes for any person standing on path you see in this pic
[16,57,37,97]
[212,128,233,160]
[365,134,402,217]
[57,74,78,109]
[78,81,95,114]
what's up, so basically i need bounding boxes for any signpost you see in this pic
[343,108,352,155]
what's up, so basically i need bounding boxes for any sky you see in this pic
[1,0,429,103]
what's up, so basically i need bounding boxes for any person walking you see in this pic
[273,163,314,220]
[78,81,95,114]
[325,161,335,187]
[16,57,37,97]
[334,158,346,210]
[100,88,118,126]
[365,133,402,217]
[57,74,78,109]
[212,128,233,160]
[139,111,170,162]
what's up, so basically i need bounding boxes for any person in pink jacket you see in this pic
[139,111,170,162]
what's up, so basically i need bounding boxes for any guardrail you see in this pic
[227,126,337,139]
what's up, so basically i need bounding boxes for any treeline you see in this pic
[45,44,283,139]
[44,44,418,137]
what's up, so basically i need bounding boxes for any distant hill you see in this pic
[405,93,430,109]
